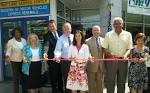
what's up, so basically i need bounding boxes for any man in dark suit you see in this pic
[43,20,63,93]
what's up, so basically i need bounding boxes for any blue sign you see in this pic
[0,4,50,17]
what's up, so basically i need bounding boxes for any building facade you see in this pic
[0,0,150,81]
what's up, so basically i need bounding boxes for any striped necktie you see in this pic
[96,38,99,48]
[68,36,71,45]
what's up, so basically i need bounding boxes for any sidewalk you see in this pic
[103,83,130,93]
[0,81,51,93]
[0,81,130,93]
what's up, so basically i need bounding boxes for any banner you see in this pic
[0,4,50,17]
[0,0,49,8]
[127,0,150,15]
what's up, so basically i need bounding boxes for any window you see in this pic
[145,16,150,24]
[27,20,48,40]
[57,0,65,17]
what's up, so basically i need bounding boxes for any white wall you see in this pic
[111,0,122,19]
[100,0,110,36]
[50,0,57,22]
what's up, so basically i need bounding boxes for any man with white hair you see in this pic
[54,22,74,93]
[86,25,104,93]
[102,17,133,93]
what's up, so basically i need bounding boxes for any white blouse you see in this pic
[68,44,91,65]
[30,48,40,62]
[6,37,26,62]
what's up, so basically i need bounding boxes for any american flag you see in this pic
[107,11,112,32]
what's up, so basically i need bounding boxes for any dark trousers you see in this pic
[143,67,150,93]
[48,60,63,93]
[11,62,27,93]
[105,61,128,93]
[61,59,71,93]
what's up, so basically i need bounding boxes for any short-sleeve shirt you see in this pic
[102,30,133,57]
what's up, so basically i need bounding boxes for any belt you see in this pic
[114,57,123,59]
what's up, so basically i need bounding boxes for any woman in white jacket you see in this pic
[5,27,26,93]
[66,30,91,93]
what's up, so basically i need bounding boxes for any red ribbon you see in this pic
[41,58,140,62]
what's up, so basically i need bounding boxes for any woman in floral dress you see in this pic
[66,31,91,93]
[128,33,149,93]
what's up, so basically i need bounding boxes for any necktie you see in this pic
[68,36,71,45]
[96,38,99,48]
[53,32,58,40]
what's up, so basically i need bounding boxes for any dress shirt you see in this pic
[54,34,74,58]
[102,30,133,57]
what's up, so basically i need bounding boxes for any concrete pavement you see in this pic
[0,81,51,93]
[0,81,130,93]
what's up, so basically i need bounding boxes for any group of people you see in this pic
[6,28,47,93]
[5,16,150,93]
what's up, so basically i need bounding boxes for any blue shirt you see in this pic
[54,34,74,58]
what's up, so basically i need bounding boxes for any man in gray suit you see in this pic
[86,25,104,93]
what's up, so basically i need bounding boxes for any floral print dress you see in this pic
[128,46,149,90]
[66,44,90,91]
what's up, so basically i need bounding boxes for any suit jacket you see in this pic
[43,31,59,58]
[86,36,104,72]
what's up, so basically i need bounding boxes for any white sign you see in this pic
[127,0,150,15]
